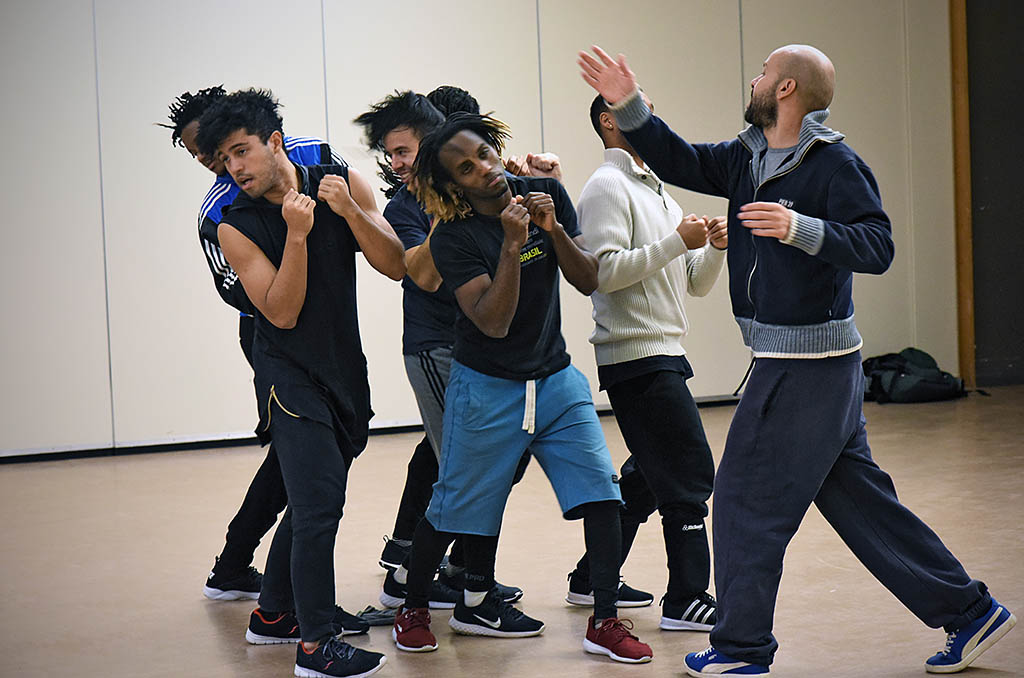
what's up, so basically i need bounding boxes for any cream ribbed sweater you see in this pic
[577,148,725,366]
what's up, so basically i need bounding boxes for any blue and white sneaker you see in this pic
[684,647,769,677]
[926,598,1016,673]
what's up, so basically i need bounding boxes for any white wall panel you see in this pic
[322,0,544,426]
[1,1,964,454]
[740,0,916,359]
[0,1,113,455]
[906,0,958,370]
[539,0,754,401]
[94,0,328,445]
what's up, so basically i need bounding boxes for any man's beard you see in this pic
[744,90,778,128]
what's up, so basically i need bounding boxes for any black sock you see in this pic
[462,534,499,595]
[392,437,438,540]
[405,518,455,609]
[583,500,622,621]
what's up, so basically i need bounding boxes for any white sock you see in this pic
[464,589,487,607]
[394,565,408,585]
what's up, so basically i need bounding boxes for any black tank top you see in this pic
[223,164,371,458]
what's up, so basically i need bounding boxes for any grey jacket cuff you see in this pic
[783,212,825,255]
[609,89,651,132]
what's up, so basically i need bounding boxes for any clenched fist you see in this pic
[317,174,357,219]
[500,196,530,248]
[676,213,708,249]
[707,215,728,250]
[521,192,557,232]
[282,189,315,236]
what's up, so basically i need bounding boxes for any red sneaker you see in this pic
[583,616,653,663]
[392,606,438,652]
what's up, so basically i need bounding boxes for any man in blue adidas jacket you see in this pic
[580,44,1014,677]
[162,87,349,605]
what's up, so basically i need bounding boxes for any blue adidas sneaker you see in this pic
[684,647,769,677]
[926,598,1016,673]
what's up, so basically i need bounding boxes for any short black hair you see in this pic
[426,85,480,117]
[353,90,444,154]
[195,88,283,158]
[413,112,510,222]
[589,93,609,139]
[157,85,226,147]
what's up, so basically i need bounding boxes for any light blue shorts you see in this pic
[425,361,622,536]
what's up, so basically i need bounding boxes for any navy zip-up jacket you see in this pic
[612,93,894,358]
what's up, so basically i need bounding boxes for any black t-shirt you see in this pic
[221,164,371,459]
[430,175,580,381]
[383,186,456,355]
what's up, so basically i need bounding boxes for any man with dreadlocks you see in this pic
[197,87,405,678]
[389,112,654,665]
[353,88,523,608]
[429,85,563,181]
[160,86,345,604]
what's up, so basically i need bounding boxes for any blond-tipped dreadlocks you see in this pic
[412,112,511,223]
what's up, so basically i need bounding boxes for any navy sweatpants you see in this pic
[711,351,989,665]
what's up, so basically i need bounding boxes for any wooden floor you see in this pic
[2,386,1023,678]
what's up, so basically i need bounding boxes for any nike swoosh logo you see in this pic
[473,613,501,629]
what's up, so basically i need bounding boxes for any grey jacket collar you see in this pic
[738,109,845,184]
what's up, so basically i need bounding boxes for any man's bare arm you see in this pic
[405,218,443,292]
[218,189,314,329]
[451,200,530,338]
[521,192,598,295]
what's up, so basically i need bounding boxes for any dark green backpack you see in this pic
[862,348,966,404]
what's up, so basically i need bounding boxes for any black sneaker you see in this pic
[379,568,459,610]
[426,574,460,608]
[448,588,545,638]
[247,608,300,644]
[660,591,717,631]
[245,606,368,644]
[295,637,386,678]
[203,558,262,601]
[378,535,410,571]
[332,606,369,636]
[565,570,653,608]
[438,569,524,604]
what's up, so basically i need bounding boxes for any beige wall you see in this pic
[905,0,958,371]
[538,0,750,401]
[0,0,959,455]
[322,1,544,424]
[0,1,113,454]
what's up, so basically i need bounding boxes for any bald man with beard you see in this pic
[579,44,1015,677]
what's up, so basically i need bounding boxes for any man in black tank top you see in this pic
[196,89,405,678]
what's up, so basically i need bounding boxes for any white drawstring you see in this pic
[522,379,536,434]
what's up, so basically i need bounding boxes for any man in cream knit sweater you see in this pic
[573,91,727,633]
